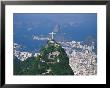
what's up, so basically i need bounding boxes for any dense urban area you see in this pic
[14,39,97,75]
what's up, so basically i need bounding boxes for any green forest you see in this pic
[14,40,74,75]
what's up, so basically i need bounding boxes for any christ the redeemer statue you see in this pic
[49,32,56,40]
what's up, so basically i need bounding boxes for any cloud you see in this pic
[33,35,49,41]
[68,21,83,27]
[27,28,32,31]
[69,22,76,26]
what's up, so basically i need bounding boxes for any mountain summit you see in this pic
[35,39,74,75]
[14,39,74,75]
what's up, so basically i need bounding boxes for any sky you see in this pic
[14,13,96,23]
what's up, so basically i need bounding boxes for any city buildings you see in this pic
[14,40,97,75]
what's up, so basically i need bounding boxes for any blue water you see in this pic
[13,13,97,52]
